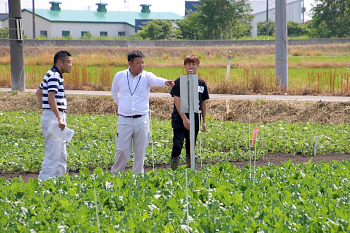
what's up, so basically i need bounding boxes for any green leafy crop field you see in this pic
[1,161,350,232]
[1,111,350,172]
[2,43,350,231]
[1,111,350,232]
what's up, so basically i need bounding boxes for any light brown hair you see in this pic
[184,54,200,66]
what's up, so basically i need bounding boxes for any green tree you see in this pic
[287,21,309,37]
[226,0,254,39]
[178,0,253,40]
[199,0,229,39]
[257,21,309,37]
[81,32,93,40]
[135,19,180,40]
[176,10,204,40]
[309,0,350,38]
[0,27,10,38]
[257,20,275,36]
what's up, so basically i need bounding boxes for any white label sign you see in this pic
[47,121,75,143]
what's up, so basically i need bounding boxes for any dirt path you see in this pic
[2,153,349,183]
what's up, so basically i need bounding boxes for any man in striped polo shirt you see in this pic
[36,51,72,180]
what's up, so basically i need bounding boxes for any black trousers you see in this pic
[171,128,198,158]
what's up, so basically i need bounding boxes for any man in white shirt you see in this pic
[111,50,174,174]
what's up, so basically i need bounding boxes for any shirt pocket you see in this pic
[137,85,148,97]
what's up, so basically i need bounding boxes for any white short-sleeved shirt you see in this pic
[111,68,167,116]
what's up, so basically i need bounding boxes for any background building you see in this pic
[1,1,183,38]
[184,1,201,16]
[0,13,8,28]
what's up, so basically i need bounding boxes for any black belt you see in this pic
[120,114,143,118]
[43,108,66,113]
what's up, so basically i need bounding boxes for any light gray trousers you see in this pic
[111,114,150,174]
[38,109,67,180]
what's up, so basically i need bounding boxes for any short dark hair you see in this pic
[184,54,200,66]
[54,50,71,65]
[128,50,145,62]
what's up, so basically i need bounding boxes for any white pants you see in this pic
[111,114,150,174]
[38,109,67,181]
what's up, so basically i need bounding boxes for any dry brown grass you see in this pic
[0,43,349,64]
[2,92,350,125]
[2,65,350,96]
[1,44,349,69]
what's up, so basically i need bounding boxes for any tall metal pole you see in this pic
[9,0,25,91]
[302,0,305,23]
[275,0,288,89]
[266,0,269,36]
[32,0,35,39]
[189,70,196,170]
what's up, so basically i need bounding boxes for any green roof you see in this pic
[0,13,9,21]
[22,9,183,27]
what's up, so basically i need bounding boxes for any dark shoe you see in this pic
[170,157,180,171]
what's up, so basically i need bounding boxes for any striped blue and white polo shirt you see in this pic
[39,66,67,111]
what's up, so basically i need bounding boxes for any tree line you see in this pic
[136,0,350,40]
[137,0,254,40]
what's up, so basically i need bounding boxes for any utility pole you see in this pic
[266,0,269,36]
[32,0,35,39]
[8,0,25,91]
[302,0,305,23]
[275,0,288,89]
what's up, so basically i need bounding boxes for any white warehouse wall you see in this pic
[251,1,302,37]
[50,23,134,38]
[3,11,135,39]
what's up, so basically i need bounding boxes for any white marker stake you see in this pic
[94,188,101,233]
[150,110,155,170]
[258,97,264,160]
[199,111,202,167]
[248,109,251,179]
[186,169,189,231]
[314,136,319,156]
[189,71,196,170]
[254,137,257,185]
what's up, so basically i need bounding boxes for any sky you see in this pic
[0,0,316,19]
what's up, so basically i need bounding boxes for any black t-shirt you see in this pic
[170,77,210,130]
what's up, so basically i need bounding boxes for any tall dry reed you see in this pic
[2,65,350,95]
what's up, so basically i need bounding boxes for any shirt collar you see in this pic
[128,67,142,78]
[52,66,63,77]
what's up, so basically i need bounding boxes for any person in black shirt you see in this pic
[170,54,210,170]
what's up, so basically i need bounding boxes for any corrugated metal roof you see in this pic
[22,9,183,27]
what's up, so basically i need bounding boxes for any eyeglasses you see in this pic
[61,60,72,65]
